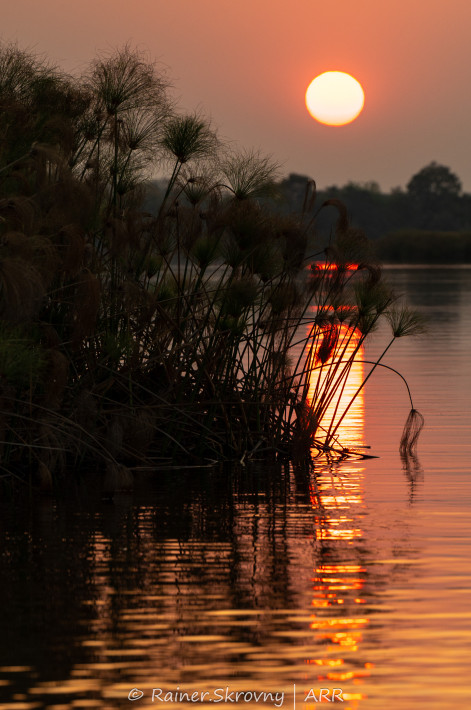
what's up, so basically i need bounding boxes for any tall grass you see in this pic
[0,45,423,488]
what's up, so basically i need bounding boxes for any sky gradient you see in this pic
[2,0,470,191]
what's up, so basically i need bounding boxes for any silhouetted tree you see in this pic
[406,162,463,229]
[407,161,462,199]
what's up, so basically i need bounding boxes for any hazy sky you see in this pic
[2,0,471,191]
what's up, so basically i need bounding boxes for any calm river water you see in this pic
[0,266,470,709]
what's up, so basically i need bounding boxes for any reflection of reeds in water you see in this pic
[401,449,424,504]
[0,464,398,708]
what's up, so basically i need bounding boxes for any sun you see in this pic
[305,72,365,126]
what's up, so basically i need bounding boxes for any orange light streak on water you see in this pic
[307,323,365,451]
[304,333,369,706]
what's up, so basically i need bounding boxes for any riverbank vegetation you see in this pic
[278,165,471,260]
[0,44,423,490]
[375,229,471,263]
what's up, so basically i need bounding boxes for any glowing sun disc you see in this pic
[305,72,365,126]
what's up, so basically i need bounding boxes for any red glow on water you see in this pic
[310,262,359,271]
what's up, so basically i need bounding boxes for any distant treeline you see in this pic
[278,164,471,262]
[375,229,471,263]
[280,164,471,235]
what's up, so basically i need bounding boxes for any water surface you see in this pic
[1,266,470,710]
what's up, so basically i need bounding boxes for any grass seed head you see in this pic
[220,148,280,201]
[88,45,170,116]
[162,114,218,164]
[386,305,426,338]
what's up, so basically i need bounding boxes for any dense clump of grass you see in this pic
[0,45,423,487]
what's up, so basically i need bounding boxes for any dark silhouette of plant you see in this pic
[0,44,424,491]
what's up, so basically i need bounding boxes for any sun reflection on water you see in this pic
[307,323,365,452]
[303,327,370,709]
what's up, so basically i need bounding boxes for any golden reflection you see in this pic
[306,468,370,708]
[307,323,365,451]
[304,325,370,709]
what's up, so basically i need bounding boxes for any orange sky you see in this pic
[2,0,471,191]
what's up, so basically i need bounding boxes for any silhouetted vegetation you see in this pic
[0,44,422,490]
[376,229,471,263]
